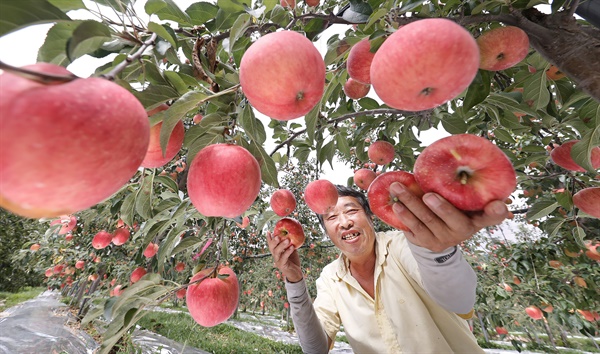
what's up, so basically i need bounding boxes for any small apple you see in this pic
[550,140,600,172]
[188,144,261,218]
[75,260,85,269]
[347,38,376,84]
[92,231,112,249]
[354,168,377,191]
[176,288,186,299]
[175,262,186,272]
[130,267,147,284]
[573,187,600,219]
[239,31,325,120]
[143,242,159,258]
[280,0,295,8]
[576,309,598,322]
[50,215,78,235]
[305,0,319,6]
[112,227,130,246]
[30,243,40,251]
[112,285,124,297]
[186,266,240,327]
[140,119,185,168]
[270,189,297,217]
[368,140,395,165]
[343,78,371,100]
[495,326,508,335]
[192,113,203,124]
[584,241,600,261]
[525,305,543,320]
[413,134,517,211]
[273,217,306,248]
[574,276,587,288]
[304,179,338,214]
[367,171,425,231]
[548,260,563,268]
[235,216,250,229]
[370,19,479,111]
[477,26,529,71]
[45,268,53,277]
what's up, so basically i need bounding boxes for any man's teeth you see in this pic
[343,232,359,240]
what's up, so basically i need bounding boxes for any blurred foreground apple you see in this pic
[270,189,297,217]
[304,179,338,214]
[573,187,600,218]
[186,266,239,327]
[0,63,149,218]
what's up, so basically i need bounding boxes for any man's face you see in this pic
[322,196,376,260]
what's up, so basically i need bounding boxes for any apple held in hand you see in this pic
[186,266,240,327]
[413,134,517,211]
[367,171,425,231]
[354,168,377,190]
[270,189,297,217]
[573,187,600,218]
[187,144,261,218]
[477,26,530,71]
[0,63,149,218]
[368,140,395,165]
[273,217,306,248]
[239,31,325,120]
[370,18,479,112]
[304,179,338,214]
[550,140,600,172]
[92,231,112,249]
[347,38,376,84]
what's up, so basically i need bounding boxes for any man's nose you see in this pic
[339,214,353,228]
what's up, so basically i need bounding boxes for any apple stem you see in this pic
[419,87,434,96]
[0,60,79,84]
[459,170,469,185]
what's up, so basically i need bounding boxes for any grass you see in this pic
[134,311,304,354]
[0,286,45,312]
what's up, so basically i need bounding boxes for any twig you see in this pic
[567,0,580,17]
[0,60,79,84]
[101,32,158,81]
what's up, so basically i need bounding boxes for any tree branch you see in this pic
[0,60,79,84]
[101,32,158,81]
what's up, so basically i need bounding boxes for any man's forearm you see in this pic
[407,242,477,314]
[285,278,329,354]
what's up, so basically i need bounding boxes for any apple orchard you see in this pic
[0,0,599,352]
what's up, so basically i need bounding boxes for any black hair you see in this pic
[316,185,373,229]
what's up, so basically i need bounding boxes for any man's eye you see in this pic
[327,215,337,221]
[347,209,358,214]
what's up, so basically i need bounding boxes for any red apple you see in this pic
[550,140,600,172]
[577,309,598,322]
[477,26,529,71]
[50,215,77,235]
[573,187,600,218]
[584,241,600,261]
[525,305,543,320]
[65,234,73,242]
[354,168,377,190]
[187,144,261,218]
[92,231,112,249]
[0,63,149,218]
[140,119,185,168]
[53,264,64,274]
[495,326,508,335]
[193,113,203,124]
[305,0,319,6]
[130,267,147,284]
[45,268,53,277]
[280,0,295,7]
[273,217,306,248]
[112,285,124,297]
[413,134,517,211]
[304,179,338,214]
[343,78,371,99]
[175,262,186,272]
[30,243,40,251]
[176,288,186,299]
[370,19,479,111]
[236,216,250,229]
[367,171,425,231]
[143,242,159,258]
[368,140,395,165]
[239,31,325,120]
[112,227,130,246]
[75,260,85,269]
[186,266,240,327]
[270,189,297,217]
[347,38,376,84]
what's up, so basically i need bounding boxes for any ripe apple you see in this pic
[50,215,78,235]
[236,216,250,229]
[347,38,376,84]
[370,19,479,112]
[30,243,40,251]
[187,144,261,218]
[354,168,377,190]
[239,31,325,120]
[112,227,130,246]
[75,260,85,269]
[193,113,203,124]
[270,189,297,217]
[304,179,338,214]
[175,262,186,272]
[576,309,598,322]
[343,78,371,100]
[186,266,240,327]
[273,217,306,248]
[130,267,147,284]
[550,140,600,172]
[143,242,159,258]
[0,63,149,218]
[546,65,566,80]
[65,234,73,242]
[368,140,395,165]
[573,187,600,218]
[477,26,529,71]
[584,241,600,261]
[548,260,563,268]
[92,231,112,249]
[140,119,185,168]
[495,326,508,335]
[525,305,543,320]
[413,134,517,211]
[112,285,124,297]
[574,276,587,288]
[305,0,319,6]
[176,288,186,299]
[367,171,425,231]
[45,268,53,277]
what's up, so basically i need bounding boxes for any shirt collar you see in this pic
[334,231,391,280]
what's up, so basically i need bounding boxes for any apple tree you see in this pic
[0,0,599,352]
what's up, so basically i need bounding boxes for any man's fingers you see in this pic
[471,200,509,229]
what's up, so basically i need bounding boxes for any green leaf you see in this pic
[462,70,491,113]
[239,104,267,145]
[215,8,240,31]
[135,172,154,220]
[486,92,536,117]
[186,1,219,25]
[217,0,247,13]
[572,226,586,248]
[37,21,81,65]
[228,13,252,54]
[120,193,136,227]
[554,190,573,209]
[0,0,70,37]
[544,217,566,238]
[358,97,379,110]
[342,0,373,23]
[171,236,203,255]
[155,175,179,193]
[148,22,177,49]
[523,71,550,110]
[571,130,600,173]
[304,104,319,144]
[132,85,180,109]
[186,131,225,163]
[336,132,351,157]
[263,0,278,12]
[145,0,192,26]
[163,71,188,95]
[493,128,516,144]
[244,140,279,188]
[66,20,112,61]
[442,112,468,134]
[526,200,558,221]
[364,8,388,30]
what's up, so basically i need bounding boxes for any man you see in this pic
[267,182,509,353]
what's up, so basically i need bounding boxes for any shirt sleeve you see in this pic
[285,278,330,353]
[313,274,342,350]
